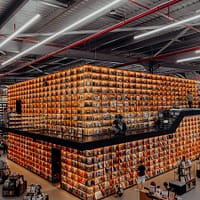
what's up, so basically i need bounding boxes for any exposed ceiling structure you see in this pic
[0,0,200,87]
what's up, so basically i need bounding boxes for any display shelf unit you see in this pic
[170,158,196,195]
[2,173,27,197]
[0,88,7,103]
[169,178,196,196]
[6,65,200,199]
[178,163,192,182]
[0,102,7,126]
[23,184,49,200]
[7,65,199,138]
[0,160,10,183]
[7,114,200,200]
[8,134,52,182]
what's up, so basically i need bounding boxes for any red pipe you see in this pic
[168,1,170,17]
[2,0,182,76]
[129,0,200,33]
[116,45,200,67]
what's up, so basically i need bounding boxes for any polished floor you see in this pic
[0,154,200,200]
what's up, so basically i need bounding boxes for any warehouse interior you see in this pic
[1,1,200,200]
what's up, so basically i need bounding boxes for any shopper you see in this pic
[187,91,193,108]
[112,114,127,135]
[3,108,8,127]
[137,160,146,190]
[199,95,200,108]
[0,140,6,154]
[116,184,124,197]
[163,182,171,191]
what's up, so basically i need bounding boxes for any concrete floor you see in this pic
[0,154,199,200]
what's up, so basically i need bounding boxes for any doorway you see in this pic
[51,148,61,183]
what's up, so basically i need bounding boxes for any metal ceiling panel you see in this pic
[1,0,200,85]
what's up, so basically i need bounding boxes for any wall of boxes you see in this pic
[7,65,199,138]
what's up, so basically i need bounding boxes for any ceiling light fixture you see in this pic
[134,14,200,40]
[177,55,200,63]
[1,0,123,66]
[41,1,68,9]
[0,14,40,49]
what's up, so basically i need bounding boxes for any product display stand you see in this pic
[2,173,27,197]
[170,158,196,195]
[23,184,49,200]
[0,102,7,128]
[0,160,10,183]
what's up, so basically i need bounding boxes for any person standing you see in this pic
[187,91,193,108]
[112,114,127,135]
[3,108,8,127]
[137,160,146,190]
[115,184,124,197]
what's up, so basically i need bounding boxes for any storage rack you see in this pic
[8,134,52,182]
[170,159,196,195]
[0,160,10,183]
[23,184,49,200]
[2,173,27,197]
[7,115,200,200]
[7,65,198,138]
[0,102,7,126]
[6,65,200,199]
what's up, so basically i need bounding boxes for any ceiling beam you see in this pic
[0,40,133,67]
[0,26,165,37]
[114,45,200,68]
[112,29,193,52]
[0,0,29,30]
[154,28,189,56]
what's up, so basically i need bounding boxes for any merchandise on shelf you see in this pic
[7,65,199,138]
[7,115,200,200]
[0,102,7,127]
[6,65,200,200]
[169,157,196,195]
[177,157,192,183]
[23,184,49,200]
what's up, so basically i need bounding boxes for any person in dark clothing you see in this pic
[116,185,124,197]
[112,114,127,135]
[163,182,172,191]
[137,161,146,190]
[187,91,193,108]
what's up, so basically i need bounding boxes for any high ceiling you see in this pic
[0,0,200,87]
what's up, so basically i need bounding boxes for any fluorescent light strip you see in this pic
[177,56,200,63]
[2,0,123,66]
[195,49,200,53]
[134,14,200,40]
[41,1,67,9]
[0,14,40,49]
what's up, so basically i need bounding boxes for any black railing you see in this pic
[1,108,200,150]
